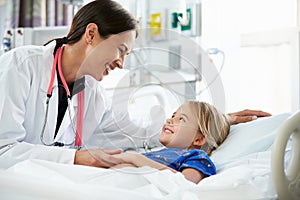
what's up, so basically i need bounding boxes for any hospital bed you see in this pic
[0,110,299,200]
[1,25,299,199]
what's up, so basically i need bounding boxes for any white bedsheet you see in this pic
[1,149,278,200]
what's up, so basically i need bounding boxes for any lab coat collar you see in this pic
[38,43,58,140]
[40,42,57,95]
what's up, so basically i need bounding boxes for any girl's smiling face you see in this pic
[159,102,202,149]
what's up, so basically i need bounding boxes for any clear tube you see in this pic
[163,123,199,131]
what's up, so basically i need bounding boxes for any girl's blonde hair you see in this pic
[187,101,230,156]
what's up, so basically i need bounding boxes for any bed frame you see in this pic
[272,110,300,200]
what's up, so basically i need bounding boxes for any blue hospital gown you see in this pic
[142,148,216,176]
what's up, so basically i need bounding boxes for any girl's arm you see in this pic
[182,168,205,184]
[112,151,176,172]
[111,151,204,184]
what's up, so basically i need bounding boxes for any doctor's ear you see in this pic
[85,23,98,45]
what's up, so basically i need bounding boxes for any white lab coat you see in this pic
[0,42,149,168]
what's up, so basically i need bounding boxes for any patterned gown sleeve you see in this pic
[176,149,216,176]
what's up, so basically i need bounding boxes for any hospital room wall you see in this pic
[1,0,299,115]
[201,0,299,114]
[0,0,5,51]
[118,0,300,115]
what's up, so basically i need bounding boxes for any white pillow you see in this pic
[210,113,292,168]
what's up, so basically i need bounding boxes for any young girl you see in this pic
[111,101,230,184]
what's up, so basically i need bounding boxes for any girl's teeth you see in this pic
[165,129,172,134]
[105,64,111,72]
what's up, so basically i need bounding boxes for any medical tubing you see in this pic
[103,118,139,151]
[40,45,78,147]
[40,97,51,146]
[54,37,68,56]
[195,50,225,95]
[141,51,225,97]
[47,46,60,97]
[131,47,225,96]
[40,96,75,146]
[131,47,198,98]
[67,98,77,146]
[163,123,199,130]
[75,91,84,148]
[57,46,71,97]
[43,36,68,57]
[57,45,77,147]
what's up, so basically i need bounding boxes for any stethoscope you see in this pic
[40,46,84,149]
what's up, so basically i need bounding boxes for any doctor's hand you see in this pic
[226,109,272,125]
[74,148,123,168]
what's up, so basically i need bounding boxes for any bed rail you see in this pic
[271,110,300,200]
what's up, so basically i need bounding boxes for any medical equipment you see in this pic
[1,30,13,53]
[162,123,199,131]
[196,48,225,96]
[271,110,300,200]
[40,46,84,149]
[2,26,69,49]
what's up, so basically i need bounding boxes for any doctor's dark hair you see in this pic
[44,0,138,55]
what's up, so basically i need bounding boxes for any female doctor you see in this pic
[0,0,270,169]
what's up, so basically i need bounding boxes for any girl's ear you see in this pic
[85,23,98,45]
[192,133,206,148]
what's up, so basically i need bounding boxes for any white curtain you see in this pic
[239,40,296,113]
[201,0,299,114]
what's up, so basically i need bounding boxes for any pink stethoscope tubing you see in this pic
[40,46,84,149]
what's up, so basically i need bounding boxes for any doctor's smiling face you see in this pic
[79,29,136,81]
[159,102,205,149]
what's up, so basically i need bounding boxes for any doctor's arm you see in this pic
[0,52,76,168]
[74,148,122,167]
[226,109,271,125]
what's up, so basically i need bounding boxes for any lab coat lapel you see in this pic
[48,86,59,140]
[54,95,77,143]
[39,71,58,143]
